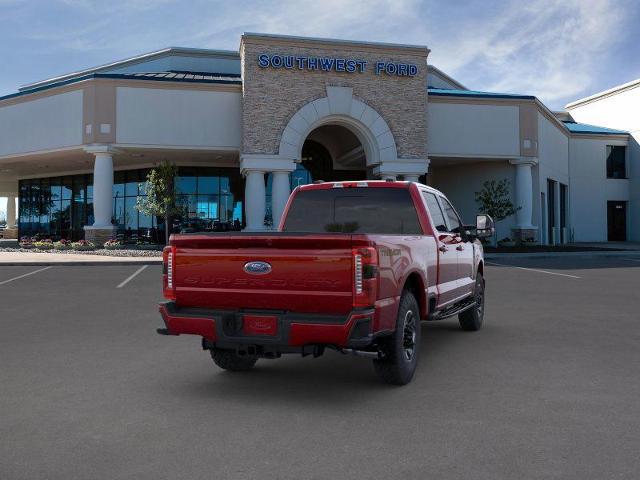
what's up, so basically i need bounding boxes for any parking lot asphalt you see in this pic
[1,257,639,480]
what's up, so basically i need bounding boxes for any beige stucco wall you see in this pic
[240,35,428,160]
[115,86,242,148]
[427,101,520,157]
[0,90,83,157]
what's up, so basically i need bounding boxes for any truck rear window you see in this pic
[282,187,422,234]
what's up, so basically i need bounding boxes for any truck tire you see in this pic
[459,273,485,331]
[373,291,421,385]
[210,349,258,372]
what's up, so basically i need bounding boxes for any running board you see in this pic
[429,298,475,321]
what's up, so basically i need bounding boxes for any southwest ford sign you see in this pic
[257,54,418,77]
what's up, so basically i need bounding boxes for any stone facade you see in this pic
[84,226,117,247]
[240,34,429,161]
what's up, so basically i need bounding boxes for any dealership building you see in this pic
[0,33,637,244]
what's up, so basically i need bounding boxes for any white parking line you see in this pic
[0,266,53,286]
[116,265,149,289]
[486,261,581,279]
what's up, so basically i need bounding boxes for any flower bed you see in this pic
[3,236,163,256]
[71,240,96,251]
[103,239,123,250]
[54,239,73,250]
[32,239,54,250]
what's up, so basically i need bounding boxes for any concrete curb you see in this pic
[485,251,640,260]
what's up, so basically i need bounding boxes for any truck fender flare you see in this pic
[401,270,428,320]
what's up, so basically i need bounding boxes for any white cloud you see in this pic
[3,0,635,109]
[427,0,628,107]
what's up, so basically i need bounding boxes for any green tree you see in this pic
[136,161,182,244]
[474,179,519,244]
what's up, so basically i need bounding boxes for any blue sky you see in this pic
[1,0,640,215]
[1,0,639,108]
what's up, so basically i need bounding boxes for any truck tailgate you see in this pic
[171,234,358,315]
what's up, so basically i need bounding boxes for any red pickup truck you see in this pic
[158,181,494,384]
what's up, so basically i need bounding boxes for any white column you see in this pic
[404,174,420,183]
[271,171,291,229]
[244,170,266,231]
[91,152,115,227]
[511,158,536,228]
[6,195,17,228]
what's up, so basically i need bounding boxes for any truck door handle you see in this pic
[456,245,464,251]
[439,245,448,252]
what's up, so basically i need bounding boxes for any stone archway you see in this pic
[240,86,429,230]
[278,86,398,168]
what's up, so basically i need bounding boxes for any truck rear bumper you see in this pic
[158,301,377,349]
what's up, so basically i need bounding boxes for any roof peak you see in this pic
[565,78,640,109]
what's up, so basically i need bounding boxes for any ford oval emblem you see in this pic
[243,261,272,275]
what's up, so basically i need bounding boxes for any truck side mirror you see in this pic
[475,214,495,238]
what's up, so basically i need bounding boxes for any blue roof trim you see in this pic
[562,121,628,135]
[428,87,535,100]
[0,72,242,102]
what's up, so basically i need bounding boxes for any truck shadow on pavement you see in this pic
[166,321,473,408]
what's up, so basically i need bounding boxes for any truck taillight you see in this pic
[162,246,176,300]
[353,247,378,307]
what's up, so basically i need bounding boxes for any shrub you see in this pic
[103,239,123,250]
[54,239,73,250]
[71,240,96,251]
[33,239,54,250]
[19,236,34,249]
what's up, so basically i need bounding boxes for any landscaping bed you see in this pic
[0,247,162,257]
[2,237,164,256]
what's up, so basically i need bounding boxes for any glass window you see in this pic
[49,178,61,202]
[87,175,94,199]
[125,196,138,231]
[86,199,94,226]
[175,175,197,195]
[218,195,234,222]
[219,176,230,195]
[198,176,219,195]
[422,192,448,232]
[283,188,422,234]
[440,197,463,233]
[113,197,125,230]
[60,199,71,238]
[49,200,61,236]
[139,211,153,229]
[125,170,139,196]
[195,195,216,219]
[113,171,125,199]
[17,168,243,241]
[73,176,86,202]
[606,146,626,179]
[61,177,73,200]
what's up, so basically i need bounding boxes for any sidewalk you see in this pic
[0,251,162,266]
[486,250,640,260]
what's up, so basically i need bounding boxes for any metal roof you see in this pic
[562,121,628,135]
[0,71,241,103]
[428,87,535,100]
[19,47,240,92]
[116,71,241,82]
